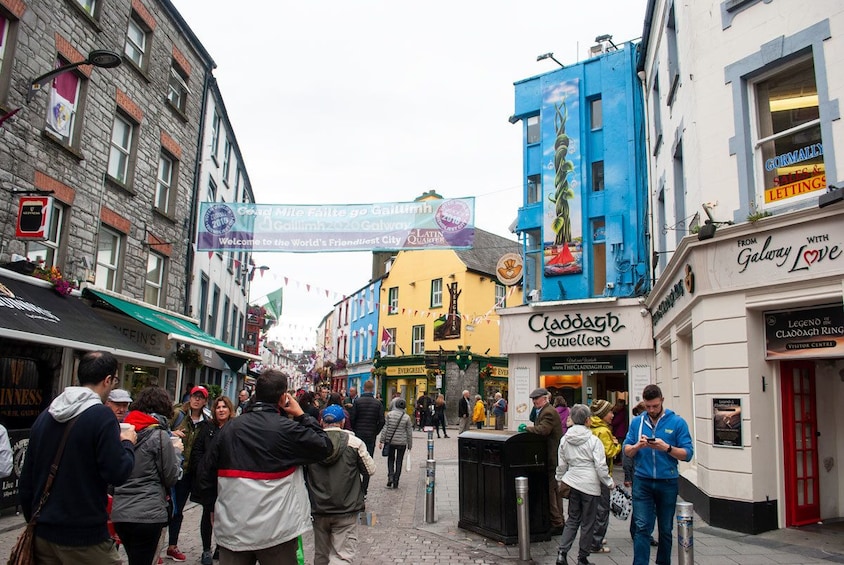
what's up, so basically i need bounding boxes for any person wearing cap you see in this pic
[525,387,565,534]
[555,404,615,565]
[107,388,133,422]
[378,398,413,489]
[166,385,209,561]
[588,399,621,555]
[306,404,376,565]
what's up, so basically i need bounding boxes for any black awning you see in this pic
[0,272,164,363]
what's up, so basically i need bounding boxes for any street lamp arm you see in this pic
[26,49,122,104]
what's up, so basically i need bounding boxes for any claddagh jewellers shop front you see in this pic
[499,298,655,430]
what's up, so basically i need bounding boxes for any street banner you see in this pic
[197,198,475,252]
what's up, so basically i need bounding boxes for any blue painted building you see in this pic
[500,41,655,419]
[511,42,650,302]
[344,276,384,392]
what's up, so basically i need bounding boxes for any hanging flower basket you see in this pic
[174,347,203,368]
[479,363,494,379]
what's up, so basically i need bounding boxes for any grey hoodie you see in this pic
[48,386,102,422]
[555,424,613,496]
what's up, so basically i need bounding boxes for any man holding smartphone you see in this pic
[623,384,694,565]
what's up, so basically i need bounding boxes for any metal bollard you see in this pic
[425,459,436,523]
[427,427,434,461]
[676,501,694,565]
[515,476,532,563]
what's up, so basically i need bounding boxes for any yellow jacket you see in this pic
[590,415,621,472]
[472,400,486,423]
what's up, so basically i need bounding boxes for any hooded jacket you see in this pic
[19,387,135,546]
[111,411,181,523]
[306,428,376,515]
[590,415,621,472]
[380,406,413,449]
[623,408,694,480]
[555,424,613,496]
[197,402,331,551]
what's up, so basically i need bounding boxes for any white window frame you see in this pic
[76,0,96,16]
[167,65,188,112]
[155,152,174,214]
[412,325,425,355]
[96,226,122,291]
[385,328,396,356]
[25,201,64,267]
[388,287,398,314]
[144,251,165,306]
[495,283,506,307]
[222,138,231,183]
[124,17,147,69]
[108,114,134,184]
[210,112,221,161]
[431,278,443,308]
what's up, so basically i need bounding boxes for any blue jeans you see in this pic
[632,477,678,565]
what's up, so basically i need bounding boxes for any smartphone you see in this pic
[646,437,656,443]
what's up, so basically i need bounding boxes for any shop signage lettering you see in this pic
[387,365,426,376]
[118,327,161,347]
[0,295,60,323]
[528,312,625,350]
[764,173,825,204]
[765,304,844,359]
[736,234,842,274]
[652,280,684,325]
[540,355,627,372]
[764,143,823,171]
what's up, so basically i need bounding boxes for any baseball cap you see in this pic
[529,387,549,399]
[322,404,345,424]
[190,385,208,398]
[108,389,132,403]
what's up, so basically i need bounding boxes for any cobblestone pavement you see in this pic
[0,426,842,564]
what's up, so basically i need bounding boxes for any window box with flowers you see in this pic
[32,265,77,297]
[479,363,494,379]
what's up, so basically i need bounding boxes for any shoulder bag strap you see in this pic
[386,413,406,444]
[30,416,80,524]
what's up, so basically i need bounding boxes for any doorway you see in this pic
[780,360,820,526]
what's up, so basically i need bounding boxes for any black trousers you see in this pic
[114,521,166,565]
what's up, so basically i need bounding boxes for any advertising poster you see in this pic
[513,366,531,424]
[542,79,583,276]
[713,398,742,448]
[197,198,475,252]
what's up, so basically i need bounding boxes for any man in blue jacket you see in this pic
[20,351,137,564]
[623,384,694,565]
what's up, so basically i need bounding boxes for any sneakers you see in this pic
[556,549,567,564]
[157,559,163,565]
[166,547,187,562]
[590,545,611,554]
[201,550,213,565]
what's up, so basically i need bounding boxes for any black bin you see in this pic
[458,430,551,544]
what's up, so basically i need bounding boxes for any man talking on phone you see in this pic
[623,384,693,565]
[198,369,332,564]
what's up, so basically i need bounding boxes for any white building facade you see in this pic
[640,0,844,533]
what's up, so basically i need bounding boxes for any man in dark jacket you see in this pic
[350,379,384,497]
[20,351,137,564]
[307,404,376,564]
[458,390,473,434]
[198,369,331,564]
[526,387,565,534]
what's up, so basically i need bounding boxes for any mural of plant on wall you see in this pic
[545,94,583,276]
[551,98,574,245]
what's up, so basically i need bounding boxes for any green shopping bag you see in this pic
[296,535,304,565]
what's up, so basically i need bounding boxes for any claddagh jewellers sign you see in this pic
[528,312,626,350]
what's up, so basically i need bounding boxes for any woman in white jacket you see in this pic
[554,404,614,565]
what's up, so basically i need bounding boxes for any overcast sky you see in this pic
[171,0,648,352]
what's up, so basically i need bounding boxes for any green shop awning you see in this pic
[86,289,260,370]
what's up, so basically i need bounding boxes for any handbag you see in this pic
[610,484,632,520]
[381,413,406,456]
[9,418,78,565]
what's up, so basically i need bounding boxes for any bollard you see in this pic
[425,459,436,523]
[515,476,532,563]
[427,427,435,461]
[676,501,694,565]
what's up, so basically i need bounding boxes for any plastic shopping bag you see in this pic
[405,449,411,472]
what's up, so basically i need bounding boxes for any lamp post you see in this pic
[27,49,122,103]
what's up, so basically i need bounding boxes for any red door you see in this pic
[780,361,820,526]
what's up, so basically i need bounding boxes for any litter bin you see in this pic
[458,430,551,543]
